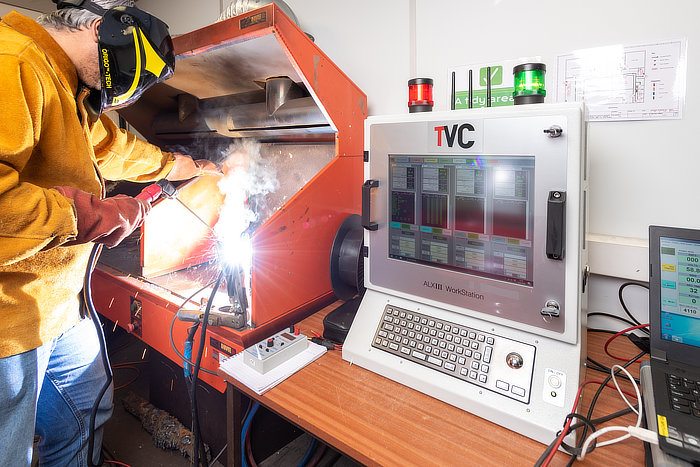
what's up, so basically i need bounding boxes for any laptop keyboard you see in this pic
[667,374,700,418]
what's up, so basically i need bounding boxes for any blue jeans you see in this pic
[0,317,113,466]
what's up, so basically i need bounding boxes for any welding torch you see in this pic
[139,180,250,324]
[135,178,215,236]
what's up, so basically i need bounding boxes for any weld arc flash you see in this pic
[52,0,175,112]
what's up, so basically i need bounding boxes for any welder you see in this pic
[0,1,219,465]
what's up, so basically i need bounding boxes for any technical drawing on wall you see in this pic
[556,40,686,121]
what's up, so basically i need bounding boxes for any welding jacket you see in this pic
[0,11,176,358]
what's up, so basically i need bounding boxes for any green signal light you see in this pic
[513,63,546,105]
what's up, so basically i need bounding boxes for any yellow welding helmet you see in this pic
[53,0,175,111]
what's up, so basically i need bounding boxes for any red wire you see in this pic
[245,422,258,467]
[112,360,149,367]
[102,462,132,467]
[588,380,638,399]
[309,444,327,467]
[113,366,141,391]
[604,324,649,361]
[541,376,639,467]
[541,381,591,467]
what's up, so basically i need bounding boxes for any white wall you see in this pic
[0,3,44,17]
[5,0,663,327]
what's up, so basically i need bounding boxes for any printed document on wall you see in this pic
[556,40,686,121]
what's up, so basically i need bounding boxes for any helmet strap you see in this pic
[53,0,108,17]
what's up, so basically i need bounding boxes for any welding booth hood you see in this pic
[92,3,366,391]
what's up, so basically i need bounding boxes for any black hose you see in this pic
[191,270,224,466]
[83,243,112,467]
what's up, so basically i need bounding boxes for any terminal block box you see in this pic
[243,330,308,374]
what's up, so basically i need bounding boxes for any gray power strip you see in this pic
[243,330,308,374]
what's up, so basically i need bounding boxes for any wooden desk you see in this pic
[220,303,647,466]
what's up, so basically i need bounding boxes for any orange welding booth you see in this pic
[91,4,366,392]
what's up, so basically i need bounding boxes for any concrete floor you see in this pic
[102,331,359,467]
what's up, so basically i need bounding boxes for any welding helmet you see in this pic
[52,0,175,111]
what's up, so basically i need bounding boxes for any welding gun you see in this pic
[137,178,216,236]
[223,263,249,312]
[135,179,178,203]
[177,308,246,329]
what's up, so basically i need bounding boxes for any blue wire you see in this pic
[242,401,316,467]
[241,402,260,467]
[297,438,317,467]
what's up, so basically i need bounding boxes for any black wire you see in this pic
[585,328,617,334]
[191,270,224,466]
[83,244,112,467]
[169,281,219,377]
[591,406,637,425]
[565,350,647,465]
[586,356,641,384]
[618,281,650,334]
[557,407,637,459]
[587,312,643,331]
[559,414,598,456]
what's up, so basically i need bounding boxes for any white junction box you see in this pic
[243,330,309,374]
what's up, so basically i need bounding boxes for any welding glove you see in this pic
[166,153,221,181]
[53,186,151,248]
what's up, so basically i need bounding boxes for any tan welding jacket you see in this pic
[0,12,176,358]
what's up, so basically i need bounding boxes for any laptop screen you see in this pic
[658,235,700,349]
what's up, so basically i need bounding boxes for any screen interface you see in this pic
[388,155,535,286]
[659,236,700,348]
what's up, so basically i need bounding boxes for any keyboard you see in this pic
[667,374,700,418]
[371,305,536,403]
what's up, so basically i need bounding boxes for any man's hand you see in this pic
[53,186,151,248]
[166,153,221,181]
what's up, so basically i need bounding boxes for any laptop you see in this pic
[648,225,700,464]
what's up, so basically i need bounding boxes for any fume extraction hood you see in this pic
[92,3,366,391]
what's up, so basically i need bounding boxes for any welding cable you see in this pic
[604,324,650,361]
[82,243,114,467]
[184,322,200,380]
[618,281,650,333]
[191,270,224,467]
[241,402,260,467]
[168,280,219,377]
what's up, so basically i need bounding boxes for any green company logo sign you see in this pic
[480,66,503,86]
